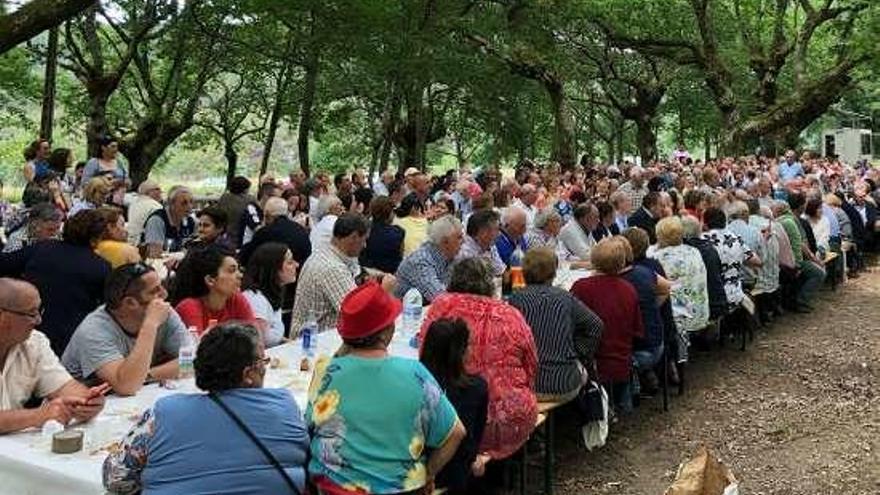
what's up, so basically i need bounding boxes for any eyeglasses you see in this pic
[253,356,271,368]
[0,306,44,320]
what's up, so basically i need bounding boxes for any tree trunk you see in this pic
[0,0,95,55]
[224,139,238,190]
[121,122,188,188]
[634,115,657,162]
[615,120,625,165]
[39,27,59,141]
[260,65,289,179]
[296,51,319,177]
[85,86,111,158]
[544,80,576,171]
[704,131,711,162]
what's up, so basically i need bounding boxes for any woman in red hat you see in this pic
[420,257,538,462]
[306,281,466,495]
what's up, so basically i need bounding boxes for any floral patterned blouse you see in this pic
[306,355,459,494]
[421,292,538,460]
[650,244,710,333]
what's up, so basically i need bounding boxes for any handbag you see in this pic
[574,380,606,424]
[209,393,301,495]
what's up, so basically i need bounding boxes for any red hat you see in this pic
[337,281,402,340]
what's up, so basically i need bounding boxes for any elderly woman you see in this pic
[309,194,344,250]
[307,281,465,493]
[524,207,562,251]
[103,323,310,494]
[570,237,643,413]
[421,258,538,460]
[69,175,114,216]
[171,245,257,336]
[649,217,709,361]
[508,248,603,402]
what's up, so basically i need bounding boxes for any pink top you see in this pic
[421,292,538,459]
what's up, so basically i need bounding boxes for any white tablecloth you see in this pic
[0,326,420,495]
[0,269,595,495]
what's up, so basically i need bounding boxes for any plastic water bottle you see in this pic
[301,312,318,357]
[178,326,197,379]
[402,288,423,348]
[509,245,526,292]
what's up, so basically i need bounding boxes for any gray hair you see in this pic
[534,207,561,230]
[314,195,341,221]
[168,185,192,203]
[501,206,526,228]
[681,215,702,239]
[447,258,495,297]
[727,200,749,220]
[428,214,462,245]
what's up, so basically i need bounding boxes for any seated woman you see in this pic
[509,247,603,402]
[170,245,257,336]
[307,281,465,494]
[360,196,405,274]
[618,229,671,393]
[570,237,643,414]
[186,206,234,250]
[421,318,490,495]
[421,258,538,460]
[69,175,113,217]
[649,217,709,362]
[242,242,298,348]
[394,193,430,256]
[103,323,310,494]
[94,207,141,268]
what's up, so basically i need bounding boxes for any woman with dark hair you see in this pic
[421,258,538,461]
[360,196,405,274]
[82,136,128,184]
[103,323,310,494]
[242,242,298,347]
[421,318,490,495]
[0,209,111,355]
[307,282,465,494]
[394,193,429,256]
[282,188,310,228]
[187,206,233,250]
[22,139,50,183]
[171,245,257,336]
[94,206,141,268]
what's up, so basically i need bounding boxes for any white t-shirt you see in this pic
[242,290,285,347]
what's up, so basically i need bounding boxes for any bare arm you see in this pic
[654,274,672,305]
[96,301,171,396]
[0,405,62,434]
[426,419,466,480]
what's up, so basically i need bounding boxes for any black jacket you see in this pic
[239,216,312,267]
[684,237,728,320]
[628,207,658,244]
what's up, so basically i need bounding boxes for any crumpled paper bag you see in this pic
[664,446,739,495]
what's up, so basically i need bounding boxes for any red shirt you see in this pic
[570,275,644,383]
[175,292,256,336]
[421,292,538,460]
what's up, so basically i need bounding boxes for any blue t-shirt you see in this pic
[141,389,310,494]
[307,355,459,493]
[778,161,804,182]
[495,230,528,267]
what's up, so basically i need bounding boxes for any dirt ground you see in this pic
[551,266,880,495]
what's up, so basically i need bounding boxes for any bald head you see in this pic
[0,278,38,308]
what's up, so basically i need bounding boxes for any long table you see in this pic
[0,268,591,495]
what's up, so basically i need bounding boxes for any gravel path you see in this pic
[552,266,880,495]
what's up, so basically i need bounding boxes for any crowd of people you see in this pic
[0,135,878,494]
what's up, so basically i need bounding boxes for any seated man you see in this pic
[456,209,505,276]
[0,279,106,434]
[495,206,528,266]
[141,186,195,257]
[291,214,392,333]
[395,215,464,302]
[62,263,183,396]
[558,203,599,262]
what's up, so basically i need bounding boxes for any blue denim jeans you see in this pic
[633,342,664,371]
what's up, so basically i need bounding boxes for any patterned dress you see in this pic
[701,229,754,308]
[421,293,538,459]
[651,244,710,361]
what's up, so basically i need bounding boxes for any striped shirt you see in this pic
[508,285,603,395]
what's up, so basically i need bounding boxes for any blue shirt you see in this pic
[621,265,663,349]
[778,161,804,182]
[822,203,841,238]
[495,230,527,266]
[103,388,310,495]
[394,242,452,302]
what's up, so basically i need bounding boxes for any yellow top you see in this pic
[394,216,429,256]
[95,240,141,268]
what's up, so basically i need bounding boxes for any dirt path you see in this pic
[553,267,880,495]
